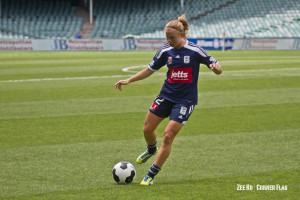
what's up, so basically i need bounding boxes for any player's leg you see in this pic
[140,120,183,186]
[137,96,172,164]
[154,120,184,168]
[140,104,195,185]
[136,111,164,164]
[153,104,195,168]
[143,111,164,146]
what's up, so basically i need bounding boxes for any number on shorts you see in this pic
[155,97,164,105]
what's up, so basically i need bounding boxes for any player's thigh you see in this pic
[143,111,164,133]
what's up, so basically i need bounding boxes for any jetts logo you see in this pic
[168,67,193,83]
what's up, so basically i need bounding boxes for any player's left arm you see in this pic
[197,47,222,75]
[209,63,222,75]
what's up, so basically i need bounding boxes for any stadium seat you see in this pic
[0,0,82,39]
[1,0,299,39]
[135,0,300,38]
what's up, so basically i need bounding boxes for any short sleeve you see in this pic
[148,49,167,71]
[196,46,219,68]
[200,55,219,68]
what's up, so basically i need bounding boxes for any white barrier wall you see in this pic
[0,39,167,51]
[0,38,299,51]
[233,38,300,50]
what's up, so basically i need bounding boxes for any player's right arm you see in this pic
[115,67,154,91]
[115,45,166,91]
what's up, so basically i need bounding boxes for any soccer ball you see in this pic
[112,161,136,184]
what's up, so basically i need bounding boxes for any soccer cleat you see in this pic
[140,175,153,186]
[136,148,159,164]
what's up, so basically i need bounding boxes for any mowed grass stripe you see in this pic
[220,59,300,65]
[3,170,298,200]
[0,50,299,80]
[0,51,154,60]
[0,75,299,101]
[0,51,153,64]
[0,129,298,199]
[1,65,298,81]
[0,61,299,80]
[0,88,299,120]
[4,169,298,200]
[1,103,298,149]
[0,58,150,74]
[0,57,148,65]
[1,58,299,67]
[5,70,290,82]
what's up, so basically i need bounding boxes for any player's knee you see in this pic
[143,125,153,135]
[162,131,175,146]
[143,126,149,134]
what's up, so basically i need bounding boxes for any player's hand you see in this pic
[115,80,129,91]
[209,63,222,75]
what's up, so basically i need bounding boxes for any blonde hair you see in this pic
[165,14,189,38]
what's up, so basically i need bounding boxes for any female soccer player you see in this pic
[115,14,222,186]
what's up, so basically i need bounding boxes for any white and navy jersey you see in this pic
[148,40,218,105]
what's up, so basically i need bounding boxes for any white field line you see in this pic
[123,66,300,75]
[0,75,132,83]
[0,66,299,83]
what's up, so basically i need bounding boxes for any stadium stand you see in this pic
[185,0,300,38]
[136,0,300,38]
[89,0,236,38]
[0,0,82,39]
[0,0,299,39]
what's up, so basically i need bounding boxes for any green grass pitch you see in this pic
[0,50,299,199]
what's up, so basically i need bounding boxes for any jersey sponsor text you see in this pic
[168,67,193,83]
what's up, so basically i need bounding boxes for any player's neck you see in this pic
[174,39,186,49]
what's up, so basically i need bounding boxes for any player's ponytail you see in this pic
[177,14,189,37]
[165,14,189,38]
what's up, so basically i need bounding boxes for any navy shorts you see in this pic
[149,96,195,124]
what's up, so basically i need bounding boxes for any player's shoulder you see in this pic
[155,43,173,58]
[185,41,209,57]
[161,42,171,49]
